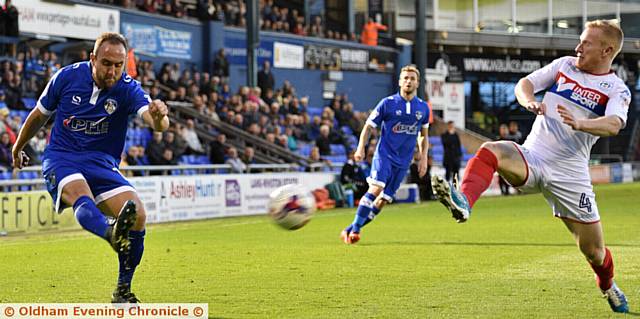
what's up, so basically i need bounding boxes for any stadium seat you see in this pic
[341,126,353,136]
[298,143,313,157]
[22,98,37,109]
[195,155,209,164]
[330,144,346,156]
[307,107,322,118]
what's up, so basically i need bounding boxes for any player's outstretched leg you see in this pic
[74,195,112,240]
[431,175,470,222]
[111,200,145,304]
[341,192,378,244]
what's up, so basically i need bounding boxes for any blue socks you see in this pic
[73,196,145,286]
[118,229,145,285]
[363,206,381,227]
[73,196,109,240]
[351,192,378,233]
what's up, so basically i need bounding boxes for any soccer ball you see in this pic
[268,184,316,230]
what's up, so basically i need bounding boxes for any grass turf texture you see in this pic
[1,183,638,318]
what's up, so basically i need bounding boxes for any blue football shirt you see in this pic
[367,93,430,168]
[37,61,151,160]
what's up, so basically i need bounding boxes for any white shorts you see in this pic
[513,144,600,224]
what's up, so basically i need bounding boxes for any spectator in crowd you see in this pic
[0,132,12,169]
[212,49,229,80]
[3,70,25,110]
[125,146,144,177]
[28,129,47,164]
[507,120,523,144]
[138,0,158,14]
[5,0,19,56]
[408,148,434,201]
[196,0,215,20]
[163,130,185,159]
[0,108,15,143]
[360,17,387,46]
[340,150,368,199]
[257,60,275,98]
[310,16,324,38]
[225,146,246,173]
[308,145,331,171]
[241,146,256,170]
[441,120,462,182]
[209,133,227,164]
[182,119,205,154]
[146,132,166,165]
[315,124,332,156]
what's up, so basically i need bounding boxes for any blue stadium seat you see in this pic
[22,98,37,109]
[195,155,209,164]
[298,143,313,157]
[341,126,353,136]
[429,136,442,146]
[330,144,346,156]
[307,107,322,118]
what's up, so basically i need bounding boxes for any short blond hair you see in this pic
[585,19,624,56]
[400,65,420,79]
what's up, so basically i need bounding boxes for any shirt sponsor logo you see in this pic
[63,115,109,135]
[391,121,419,135]
[553,73,608,112]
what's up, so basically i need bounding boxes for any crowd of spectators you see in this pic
[91,0,379,44]
[0,45,372,174]
[112,49,370,173]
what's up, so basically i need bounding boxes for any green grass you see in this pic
[1,183,639,318]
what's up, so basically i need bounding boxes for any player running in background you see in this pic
[341,65,430,244]
[431,20,630,313]
[11,32,169,303]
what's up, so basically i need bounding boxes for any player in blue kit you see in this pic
[11,32,169,303]
[341,65,430,244]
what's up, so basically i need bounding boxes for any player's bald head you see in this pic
[93,32,128,57]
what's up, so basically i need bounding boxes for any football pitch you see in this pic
[1,183,638,318]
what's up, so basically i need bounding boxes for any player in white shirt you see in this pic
[431,20,629,313]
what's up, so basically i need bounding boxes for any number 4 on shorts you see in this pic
[579,193,592,213]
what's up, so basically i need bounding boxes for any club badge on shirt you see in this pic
[104,99,118,114]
